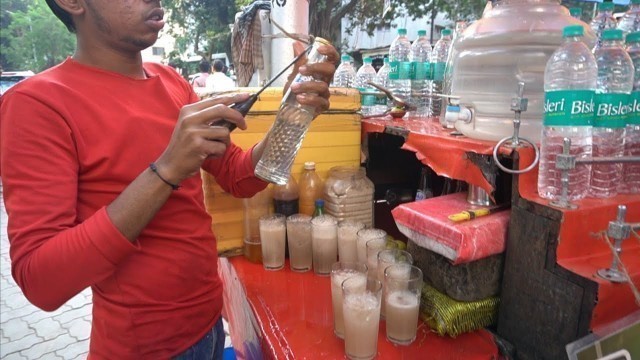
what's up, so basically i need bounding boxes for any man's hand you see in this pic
[284,41,339,114]
[154,93,251,184]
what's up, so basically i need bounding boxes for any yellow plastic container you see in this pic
[201,87,362,255]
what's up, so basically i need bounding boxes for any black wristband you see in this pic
[149,163,180,190]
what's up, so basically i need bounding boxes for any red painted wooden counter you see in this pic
[219,256,500,360]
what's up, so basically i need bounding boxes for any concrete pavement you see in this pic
[0,183,92,359]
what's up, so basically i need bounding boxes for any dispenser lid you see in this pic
[304,161,316,170]
[569,7,582,17]
[601,29,624,40]
[398,28,407,35]
[441,28,452,36]
[627,32,640,44]
[363,57,372,64]
[563,25,584,37]
[598,2,614,11]
[418,30,427,36]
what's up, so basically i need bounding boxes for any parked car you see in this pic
[1,70,35,94]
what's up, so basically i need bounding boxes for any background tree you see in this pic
[1,0,74,72]
[162,0,238,64]
[310,0,488,48]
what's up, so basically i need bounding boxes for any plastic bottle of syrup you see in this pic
[299,162,324,216]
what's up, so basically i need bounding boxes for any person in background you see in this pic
[0,0,338,359]
[205,59,236,92]
[192,59,211,89]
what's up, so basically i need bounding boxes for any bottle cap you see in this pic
[627,32,640,44]
[441,28,452,36]
[569,7,582,17]
[363,57,372,63]
[418,30,427,36]
[633,0,640,4]
[383,57,389,64]
[341,55,350,62]
[562,25,584,38]
[598,2,614,11]
[315,199,325,206]
[601,29,624,40]
[398,28,407,35]
[304,161,316,170]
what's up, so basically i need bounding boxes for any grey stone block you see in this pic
[408,239,504,302]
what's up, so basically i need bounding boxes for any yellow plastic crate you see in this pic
[201,87,362,255]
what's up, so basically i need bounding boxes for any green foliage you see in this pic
[1,0,75,72]
[162,0,238,62]
[310,0,487,49]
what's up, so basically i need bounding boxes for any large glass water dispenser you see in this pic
[444,0,595,143]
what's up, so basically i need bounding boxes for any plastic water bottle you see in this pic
[429,29,453,118]
[623,31,640,194]
[590,2,617,51]
[332,55,356,88]
[539,25,596,201]
[388,28,412,109]
[592,29,633,198]
[618,0,640,35]
[374,57,391,115]
[354,57,378,117]
[409,30,432,118]
[569,7,582,21]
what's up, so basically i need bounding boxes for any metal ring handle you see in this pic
[492,136,540,174]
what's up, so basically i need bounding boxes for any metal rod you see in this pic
[253,44,313,98]
[576,156,640,165]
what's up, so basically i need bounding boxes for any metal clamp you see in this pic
[492,82,540,174]
[597,205,631,283]
[549,138,640,209]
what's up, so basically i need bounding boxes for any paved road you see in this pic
[0,183,91,359]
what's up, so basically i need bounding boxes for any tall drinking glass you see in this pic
[365,237,397,281]
[384,264,423,346]
[342,276,383,360]
[287,214,313,272]
[330,262,368,339]
[338,220,365,263]
[377,249,413,318]
[311,215,338,275]
[356,228,387,266]
[259,214,286,270]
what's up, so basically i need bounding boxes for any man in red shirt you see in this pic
[0,1,337,359]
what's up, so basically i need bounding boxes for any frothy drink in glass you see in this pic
[259,214,286,270]
[377,249,413,318]
[338,220,365,263]
[356,228,387,265]
[342,276,382,360]
[331,263,367,339]
[287,214,312,272]
[311,215,338,275]
[384,264,423,345]
[385,290,420,344]
[366,238,397,282]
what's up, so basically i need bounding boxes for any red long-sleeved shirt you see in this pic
[0,58,267,359]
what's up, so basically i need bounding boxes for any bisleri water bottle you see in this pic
[539,25,597,201]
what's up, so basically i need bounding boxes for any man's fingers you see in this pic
[298,62,336,83]
[290,80,329,99]
[317,44,339,65]
[190,92,251,111]
[295,93,330,113]
[188,103,248,130]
